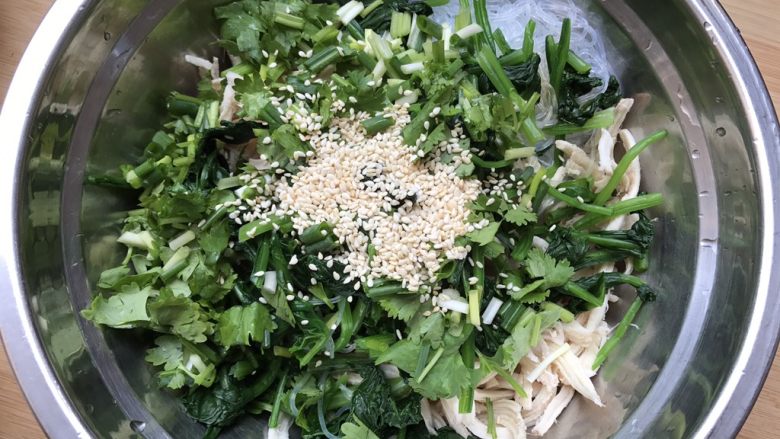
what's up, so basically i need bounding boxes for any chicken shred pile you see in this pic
[422,99,643,438]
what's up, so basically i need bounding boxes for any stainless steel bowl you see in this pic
[2,1,779,438]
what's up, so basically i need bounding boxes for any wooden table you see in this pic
[1,0,778,438]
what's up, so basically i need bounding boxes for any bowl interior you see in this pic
[12,0,766,437]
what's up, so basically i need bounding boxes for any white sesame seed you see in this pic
[286,294,295,301]
[301,319,309,325]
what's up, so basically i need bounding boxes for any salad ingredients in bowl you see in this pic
[83,0,666,437]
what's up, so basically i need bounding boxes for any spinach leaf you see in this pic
[183,359,281,429]
[478,54,541,97]
[351,366,423,434]
[359,0,433,32]
[558,69,622,126]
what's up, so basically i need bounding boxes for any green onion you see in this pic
[541,302,575,323]
[345,20,364,40]
[493,29,512,55]
[504,147,536,160]
[304,237,339,254]
[360,0,383,18]
[473,0,495,52]
[454,24,483,41]
[520,117,545,144]
[594,130,668,205]
[562,281,603,307]
[592,297,643,369]
[300,223,331,245]
[498,49,526,66]
[417,15,443,39]
[160,246,190,282]
[274,12,305,30]
[486,398,497,439]
[470,156,515,169]
[545,185,614,216]
[568,50,591,74]
[308,284,334,309]
[498,300,527,332]
[167,92,202,117]
[304,46,342,73]
[475,45,514,97]
[521,19,536,60]
[391,12,413,38]
[529,315,542,346]
[366,281,407,298]
[454,0,472,31]
[336,1,365,26]
[400,62,424,74]
[425,0,451,6]
[250,238,271,289]
[361,115,395,135]
[223,63,254,77]
[199,206,227,231]
[238,220,274,242]
[432,39,445,63]
[414,344,432,377]
[168,230,195,251]
[357,51,377,70]
[477,352,527,397]
[418,347,445,382]
[407,13,424,51]
[459,332,476,413]
[543,108,616,136]
[468,289,481,326]
[549,18,572,95]
[313,25,340,44]
[268,372,289,428]
[366,29,394,60]
[216,176,242,190]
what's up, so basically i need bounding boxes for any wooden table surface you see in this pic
[1,0,779,438]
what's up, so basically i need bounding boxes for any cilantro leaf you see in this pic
[215,302,276,348]
[466,221,501,246]
[408,312,445,348]
[148,290,214,343]
[418,123,449,156]
[525,247,574,289]
[378,294,423,322]
[145,335,217,389]
[81,284,152,328]
[493,306,562,370]
[504,205,537,226]
[199,220,230,254]
[341,421,380,439]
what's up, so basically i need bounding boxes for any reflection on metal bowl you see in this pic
[1,0,779,438]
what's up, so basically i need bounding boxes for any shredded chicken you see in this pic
[419,98,645,439]
[219,71,242,123]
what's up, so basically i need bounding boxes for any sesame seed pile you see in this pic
[275,104,480,291]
